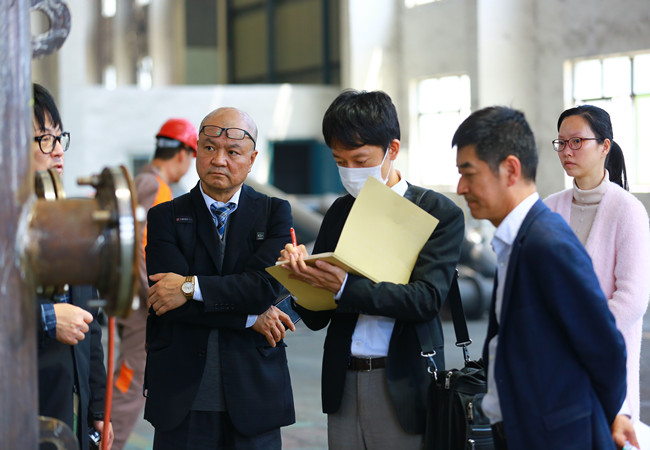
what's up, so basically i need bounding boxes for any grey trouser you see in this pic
[327,368,423,450]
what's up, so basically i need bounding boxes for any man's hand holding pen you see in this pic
[278,228,347,294]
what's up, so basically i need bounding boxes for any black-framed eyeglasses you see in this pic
[552,137,602,152]
[34,132,70,154]
[200,125,256,148]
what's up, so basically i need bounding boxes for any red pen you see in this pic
[290,227,297,247]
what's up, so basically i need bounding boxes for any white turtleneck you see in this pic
[569,171,609,245]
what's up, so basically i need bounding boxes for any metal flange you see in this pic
[27,165,141,318]
[38,416,78,450]
[34,168,66,201]
[80,165,140,317]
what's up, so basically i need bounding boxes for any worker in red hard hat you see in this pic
[156,117,198,157]
[110,118,197,450]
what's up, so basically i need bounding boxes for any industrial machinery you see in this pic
[1,1,141,447]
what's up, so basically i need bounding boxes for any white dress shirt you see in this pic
[337,175,409,358]
[482,192,539,424]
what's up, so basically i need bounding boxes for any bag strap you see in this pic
[445,273,472,362]
[408,184,473,374]
[415,271,473,378]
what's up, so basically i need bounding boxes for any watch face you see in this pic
[182,282,193,294]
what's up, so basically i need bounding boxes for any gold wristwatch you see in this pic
[181,275,194,299]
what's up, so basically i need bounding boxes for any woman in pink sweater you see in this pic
[545,105,650,426]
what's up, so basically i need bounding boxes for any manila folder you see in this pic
[266,177,439,311]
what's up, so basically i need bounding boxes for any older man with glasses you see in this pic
[143,107,296,450]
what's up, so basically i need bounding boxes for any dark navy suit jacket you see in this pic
[294,183,464,434]
[143,182,295,436]
[482,200,626,449]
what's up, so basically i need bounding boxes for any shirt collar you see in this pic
[199,182,242,211]
[390,170,408,197]
[491,192,539,256]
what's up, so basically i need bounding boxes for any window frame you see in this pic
[408,73,471,190]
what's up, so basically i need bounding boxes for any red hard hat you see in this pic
[156,118,198,152]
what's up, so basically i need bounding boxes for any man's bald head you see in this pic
[200,107,258,146]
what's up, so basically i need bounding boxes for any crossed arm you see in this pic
[145,200,295,346]
[146,272,293,346]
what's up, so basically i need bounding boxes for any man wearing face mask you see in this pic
[279,89,465,449]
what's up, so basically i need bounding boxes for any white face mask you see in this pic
[337,148,392,198]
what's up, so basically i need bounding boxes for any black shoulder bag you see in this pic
[416,275,494,450]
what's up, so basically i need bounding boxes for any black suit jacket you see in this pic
[37,286,107,450]
[144,182,295,436]
[294,183,464,434]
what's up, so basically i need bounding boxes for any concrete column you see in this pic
[114,0,136,85]
[477,0,536,113]
[57,0,96,89]
[340,0,400,95]
[57,0,97,190]
[149,0,185,85]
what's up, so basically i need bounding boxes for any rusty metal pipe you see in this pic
[28,198,104,286]
[1,0,138,447]
[25,165,141,317]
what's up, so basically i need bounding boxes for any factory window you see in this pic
[228,0,340,84]
[568,52,650,189]
[410,74,471,188]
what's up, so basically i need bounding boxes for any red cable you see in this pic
[102,316,115,450]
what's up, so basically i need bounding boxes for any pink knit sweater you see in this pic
[545,182,650,420]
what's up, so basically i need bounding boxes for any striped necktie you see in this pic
[210,202,237,237]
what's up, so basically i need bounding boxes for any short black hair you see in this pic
[452,106,538,181]
[33,83,63,131]
[557,105,628,190]
[322,89,400,151]
[153,137,192,160]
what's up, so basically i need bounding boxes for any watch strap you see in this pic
[182,275,194,299]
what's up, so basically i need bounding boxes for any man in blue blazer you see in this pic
[453,106,627,449]
[144,107,295,449]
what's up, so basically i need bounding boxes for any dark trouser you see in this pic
[491,422,508,450]
[153,410,281,450]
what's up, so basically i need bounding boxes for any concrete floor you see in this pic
[113,308,650,449]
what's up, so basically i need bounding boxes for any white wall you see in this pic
[58,84,338,197]
[44,0,338,197]
[534,0,650,205]
[40,0,650,209]
[377,0,650,208]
